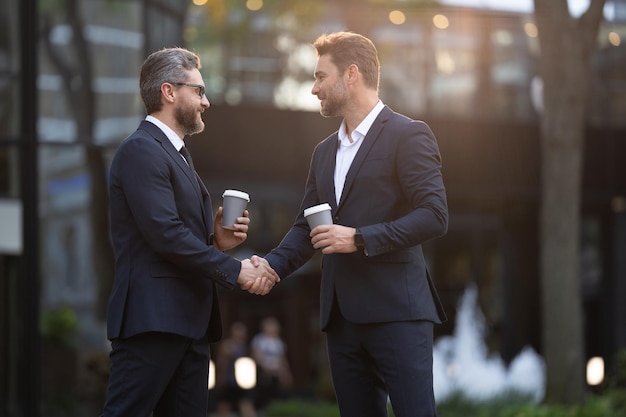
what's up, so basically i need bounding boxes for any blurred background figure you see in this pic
[251,317,293,411]
[215,322,256,417]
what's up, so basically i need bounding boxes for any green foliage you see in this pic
[604,348,626,413]
[38,0,65,14]
[436,391,536,417]
[189,0,322,44]
[436,393,622,417]
[40,306,78,347]
[264,399,341,417]
[609,349,626,389]
[265,391,625,417]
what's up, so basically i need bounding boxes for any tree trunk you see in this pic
[533,0,605,404]
[42,0,116,319]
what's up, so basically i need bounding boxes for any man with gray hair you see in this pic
[101,47,278,417]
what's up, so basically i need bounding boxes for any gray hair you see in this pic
[140,47,202,114]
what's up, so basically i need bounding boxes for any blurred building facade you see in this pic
[1,0,626,415]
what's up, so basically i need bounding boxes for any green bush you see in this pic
[265,392,624,417]
[40,306,78,347]
[436,391,535,417]
[266,349,626,416]
[264,399,341,417]
[436,393,621,417]
[600,348,626,414]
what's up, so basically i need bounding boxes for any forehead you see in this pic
[314,54,339,76]
[185,68,204,84]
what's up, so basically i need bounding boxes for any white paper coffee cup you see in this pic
[222,190,250,230]
[304,203,333,229]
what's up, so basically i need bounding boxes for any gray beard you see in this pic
[175,106,204,136]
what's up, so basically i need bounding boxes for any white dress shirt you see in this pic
[334,101,385,205]
[145,115,189,165]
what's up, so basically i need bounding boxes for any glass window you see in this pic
[36,1,145,414]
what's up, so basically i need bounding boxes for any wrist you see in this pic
[353,228,365,252]
[210,233,221,251]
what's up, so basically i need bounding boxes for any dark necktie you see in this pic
[179,146,196,173]
[179,145,204,195]
[179,145,208,233]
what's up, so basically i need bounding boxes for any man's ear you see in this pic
[346,64,359,84]
[161,82,176,103]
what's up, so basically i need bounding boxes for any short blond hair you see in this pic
[313,32,380,91]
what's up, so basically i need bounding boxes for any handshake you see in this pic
[237,255,280,296]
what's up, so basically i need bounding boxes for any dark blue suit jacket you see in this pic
[106,120,241,343]
[266,106,448,330]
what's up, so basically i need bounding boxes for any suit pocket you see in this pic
[360,155,392,175]
[363,249,410,264]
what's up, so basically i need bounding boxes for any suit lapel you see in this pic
[142,121,203,198]
[167,145,203,198]
[336,106,390,211]
[140,121,209,232]
[319,133,340,211]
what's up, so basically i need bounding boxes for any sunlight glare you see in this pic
[274,78,319,111]
[433,14,449,30]
[586,357,604,386]
[246,0,263,11]
[235,357,257,389]
[524,22,538,38]
[436,50,456,74]
[208,360,215,390]
[389,10,406,25]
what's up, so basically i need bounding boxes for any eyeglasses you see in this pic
[172,82,206,98]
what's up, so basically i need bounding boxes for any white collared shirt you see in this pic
[145,115,189,165]
[334,100,385,204]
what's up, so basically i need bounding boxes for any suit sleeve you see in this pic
[111,136,241,288]
[361,120,448,254]
[264,143,325,278]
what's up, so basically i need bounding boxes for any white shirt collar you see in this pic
[338,100,385,146]
[145,115,186,151]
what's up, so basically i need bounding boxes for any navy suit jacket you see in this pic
[106,120,241,343]
[266,106,448,330]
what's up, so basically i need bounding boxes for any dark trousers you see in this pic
[101,332,209,417]
[326,307,437,417]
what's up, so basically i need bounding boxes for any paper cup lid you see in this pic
[304,203,332,217]
[222,189,250,201]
